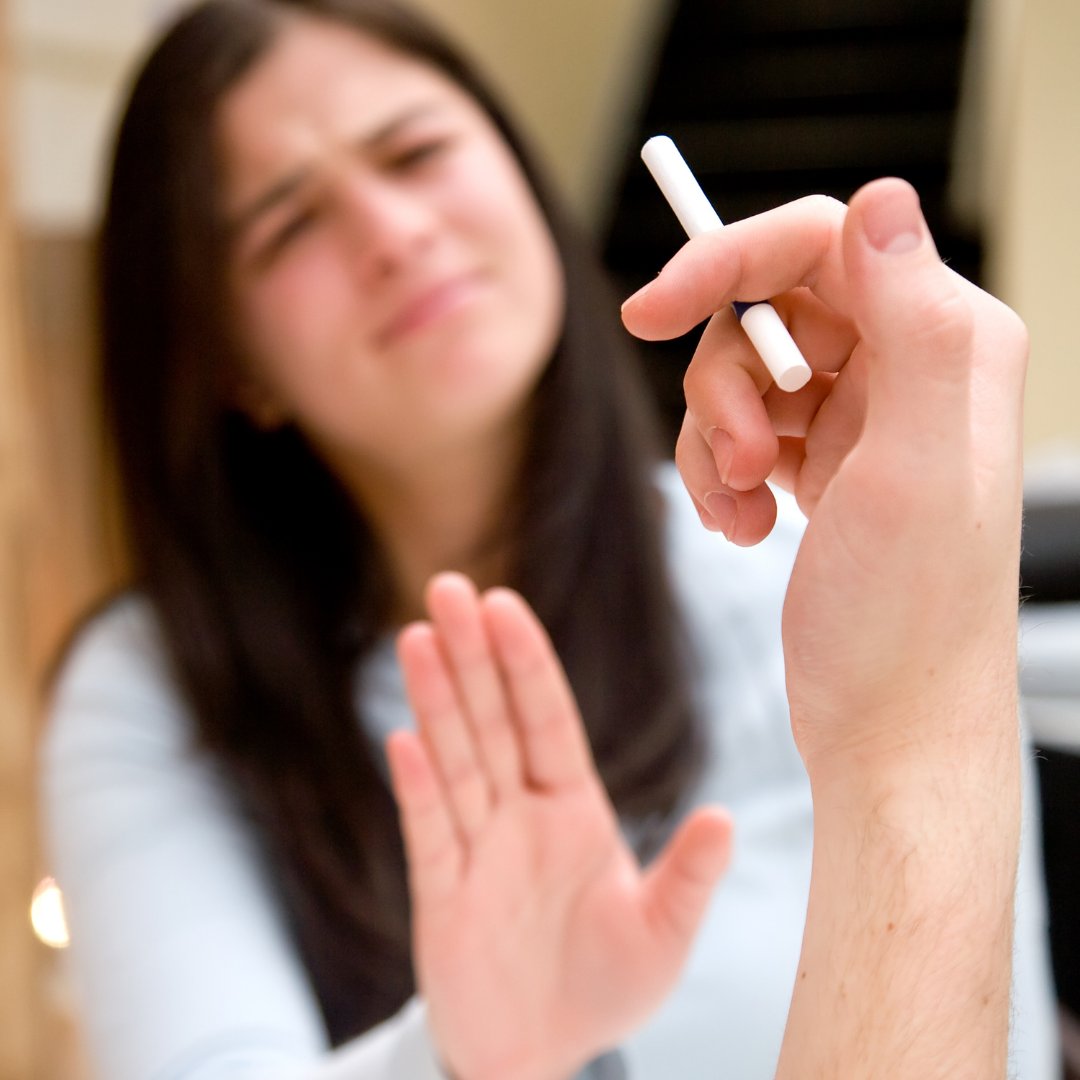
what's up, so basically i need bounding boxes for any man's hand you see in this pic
[622,177,1026,766]
[623,178,1026,1078]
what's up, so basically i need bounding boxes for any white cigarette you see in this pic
[641,135,812,393]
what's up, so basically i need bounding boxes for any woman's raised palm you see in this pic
[387,573,731,1080]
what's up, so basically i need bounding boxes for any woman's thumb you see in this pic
[642,806,733,946]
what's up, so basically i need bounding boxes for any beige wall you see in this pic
[974,0,1080,455]
[3,2,1077,1075]
[430,0,1080,456]
[2,7,50,1073]
[10,0,143,228]
[10,0,671,229]
[408,0,672,221]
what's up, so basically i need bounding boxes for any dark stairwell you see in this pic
[601,0,979,441]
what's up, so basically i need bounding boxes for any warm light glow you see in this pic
[30,877,70,949]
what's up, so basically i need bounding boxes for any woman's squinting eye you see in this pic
[258,205,320,263]
[243,134,459,268]
[387,136,453,172]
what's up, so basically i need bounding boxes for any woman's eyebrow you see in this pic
[361,102,443,150]
[228,103,446,238]
[229,169,310,239]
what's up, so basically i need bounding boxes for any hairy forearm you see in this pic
[778,689,1021,1079]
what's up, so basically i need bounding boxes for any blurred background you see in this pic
[1,0,1077,1075]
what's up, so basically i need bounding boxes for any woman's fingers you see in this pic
[386,730,463,906]
[480,587,597,792]
[397,621,492,842]
[402,573,599,811]
[642,806,733,947]
[425,573,523,800]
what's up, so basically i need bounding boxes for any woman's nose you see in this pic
[338,175,438,279]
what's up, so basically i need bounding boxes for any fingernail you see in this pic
[703,491,737,540]
[708,428,735,487]
[863,182,923,254]
[621,278,654,310]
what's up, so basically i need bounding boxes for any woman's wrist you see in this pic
[441,1056,578,1080]
[433,1015,587,1080]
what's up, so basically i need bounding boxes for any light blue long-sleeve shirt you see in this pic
[40,466,1060,1079]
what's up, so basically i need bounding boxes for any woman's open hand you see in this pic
[387,573,732,1080]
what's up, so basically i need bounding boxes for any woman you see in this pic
[41,0,1057,1077]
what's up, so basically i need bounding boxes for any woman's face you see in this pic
[218,16,565,476]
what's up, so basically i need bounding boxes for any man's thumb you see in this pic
[843,178,975,436]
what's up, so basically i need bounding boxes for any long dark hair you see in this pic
[97,0,702,1042]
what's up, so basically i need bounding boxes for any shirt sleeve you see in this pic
[1009,710,1063,1079]
[39,598,449,1080]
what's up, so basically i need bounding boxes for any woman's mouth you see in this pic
[377,274,486,345]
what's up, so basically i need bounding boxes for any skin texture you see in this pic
[219,17,1024,1077]
[395,180,1025,1078]
[623,177,1024,1078]
[219,16,564,613]
[389,576,732,1080]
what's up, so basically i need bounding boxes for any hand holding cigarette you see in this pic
[623,171,1027,1078]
